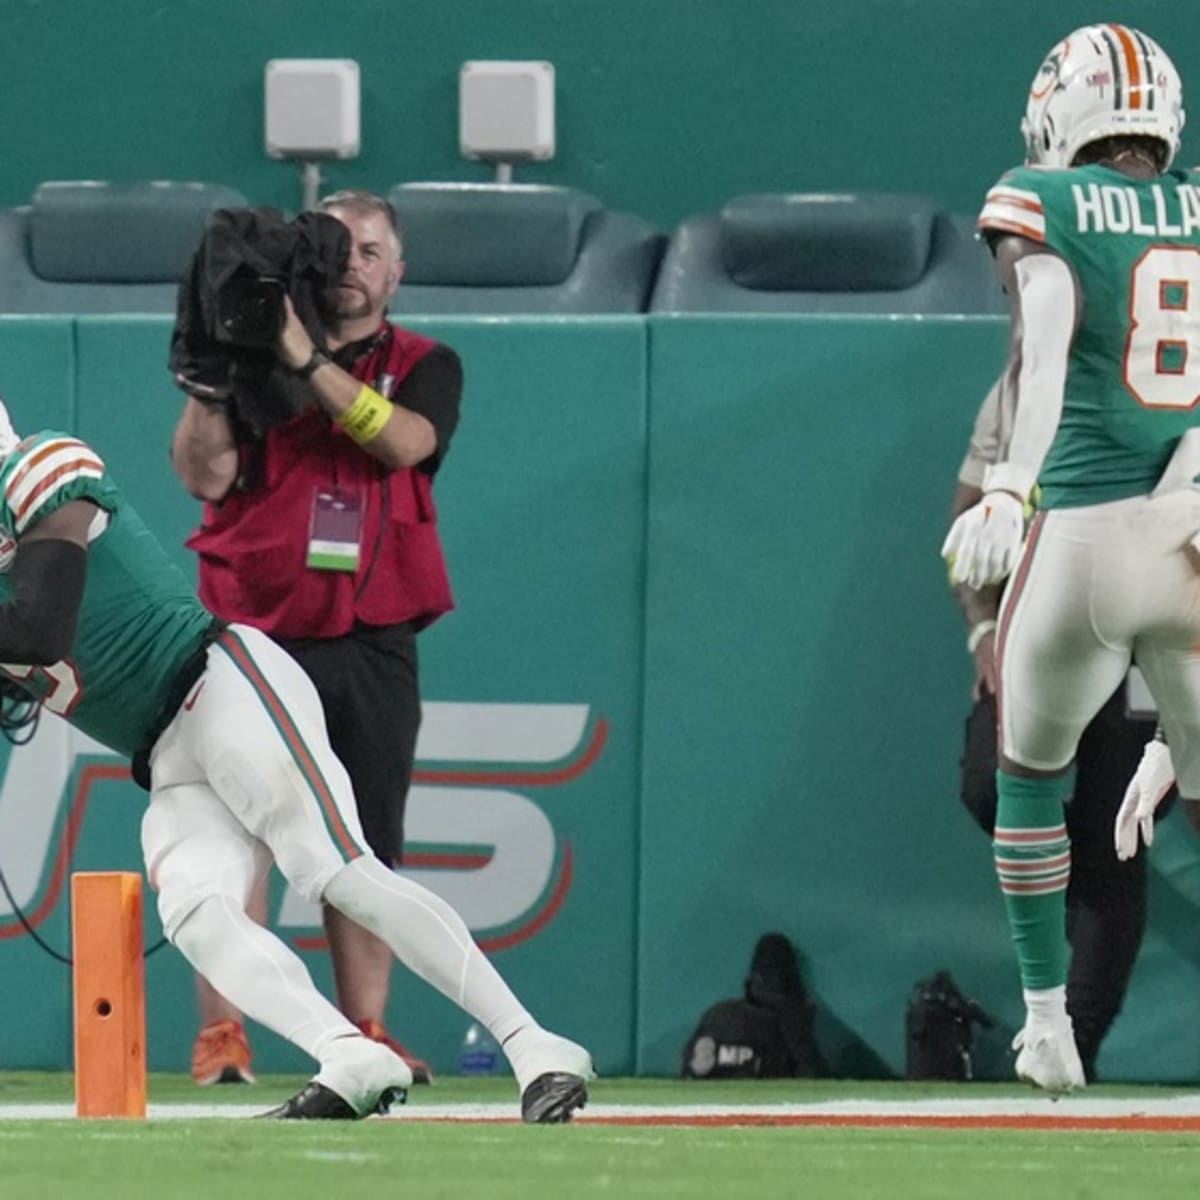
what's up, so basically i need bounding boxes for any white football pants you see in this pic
[998,488,1200,797]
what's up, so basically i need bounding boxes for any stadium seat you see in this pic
[0,180,247,313]
[385,182,666,313]
[649,192,1006,314]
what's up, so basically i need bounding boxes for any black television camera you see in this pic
[171,208,349,448]
[213,275,289,348]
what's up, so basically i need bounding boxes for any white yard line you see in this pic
[1,1095,1199,1121]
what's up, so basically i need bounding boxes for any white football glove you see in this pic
[941,490,1025,589]
[1114,739,1175,861]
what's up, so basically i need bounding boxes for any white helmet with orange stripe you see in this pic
[1022,24,1184,170]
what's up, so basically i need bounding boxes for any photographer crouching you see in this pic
[169,190,462,1088]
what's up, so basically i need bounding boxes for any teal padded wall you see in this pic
[74,317,202,576]
[638,316,1200,1082]
[0,314,1199,1082]
[0,319,75,1067]
[0,317,75,433]
[0,316,648,1078]
[2,2,1199,228]
[376,317,648,1079]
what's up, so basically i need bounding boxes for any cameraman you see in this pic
[171,190,462,1087]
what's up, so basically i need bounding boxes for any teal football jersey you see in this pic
[0,432,213,756]
[978,163,1200,508]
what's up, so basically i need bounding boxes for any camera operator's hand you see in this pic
[277,296,317,372]
[273,292,439,471]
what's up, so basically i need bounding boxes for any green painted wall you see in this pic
[3,2,1199,228]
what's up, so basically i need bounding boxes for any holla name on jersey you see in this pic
[1071,181,1200,237]
[980,167,1200,246]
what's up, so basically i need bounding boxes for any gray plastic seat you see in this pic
[650,193,1006,314]
[0,180,247,313]
[386,182,666,314]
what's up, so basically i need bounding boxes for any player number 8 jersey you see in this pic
[979,162,1200,509]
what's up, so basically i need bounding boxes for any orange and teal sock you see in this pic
[993,769,1073,990]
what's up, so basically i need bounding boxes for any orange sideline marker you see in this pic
[71,872,147,1118]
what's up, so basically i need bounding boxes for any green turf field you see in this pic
[2,1074,1199,1200]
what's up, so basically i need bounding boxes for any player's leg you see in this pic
[282,626,433,1083]
[1062,678,1159,1080]
[140,772,412,1118]
[996,512,1131,1090]
[959,673,1143,1082]
[321,856,592,1120]
[191,873,268,1085]
[194,624,593,1122]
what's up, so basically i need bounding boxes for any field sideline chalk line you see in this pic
[3,1095,1200,1131]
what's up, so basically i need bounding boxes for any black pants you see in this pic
[960,680,1172,1080]
[279,622,421,866]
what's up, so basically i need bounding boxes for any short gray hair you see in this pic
[318,189,403,258]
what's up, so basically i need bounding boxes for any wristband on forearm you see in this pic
[982,462,1037,504]
[293,349,331,380]
[966,619,997,654]
[336,384,393,445]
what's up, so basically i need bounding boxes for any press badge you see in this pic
[307,491,363,572]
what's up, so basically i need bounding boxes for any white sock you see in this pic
[173,893,359,1062]
[1023,984,1069,1026]
[500,1026,592,1092]
[322,856,538,1047]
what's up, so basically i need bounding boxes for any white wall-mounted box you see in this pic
[460,60,555,161]
[265,59,360,159]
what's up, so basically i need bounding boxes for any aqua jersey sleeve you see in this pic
[0,432,113,536]
[977,166,1049,245]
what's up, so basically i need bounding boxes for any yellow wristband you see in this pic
[337,384,393,445]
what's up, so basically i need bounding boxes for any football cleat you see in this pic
[1013,1016,1086,1094]
[191,1019,256,1086]
[520,1071,589,1124]
[257,1079,406,1120]
[510,1030,594,1124]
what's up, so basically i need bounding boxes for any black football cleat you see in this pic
[257,1080,407,1120]
[258,1082,355,1120]
[520,1072,588,1124]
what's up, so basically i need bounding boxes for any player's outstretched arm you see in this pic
[0,499,94,664]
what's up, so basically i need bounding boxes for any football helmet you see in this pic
[1022,24,1185,169]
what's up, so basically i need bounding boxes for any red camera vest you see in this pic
[188,324,454,638]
